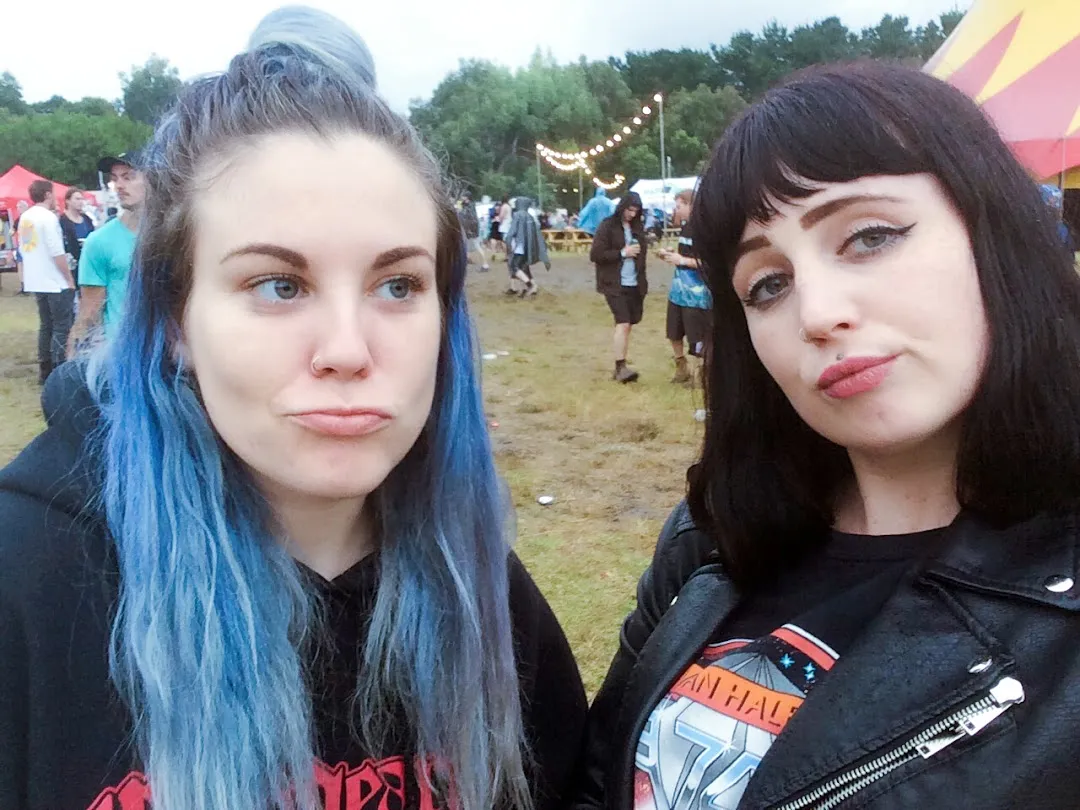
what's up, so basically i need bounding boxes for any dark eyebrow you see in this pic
[371,245,435,271]
[733,235,771,261]
[222,243,307,269]
[799,194,903,230]
[220,243,435,271]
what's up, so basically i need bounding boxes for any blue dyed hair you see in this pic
[86,8,530,810]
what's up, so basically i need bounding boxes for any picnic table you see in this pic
[541,227,683,254]
[541,229,593,253]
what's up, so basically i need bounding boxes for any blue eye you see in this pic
[253,277,302,302]
[376,276,419,301]
[744,273,790,308]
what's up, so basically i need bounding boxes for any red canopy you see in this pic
[0,164,88,216]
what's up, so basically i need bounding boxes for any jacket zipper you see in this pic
[773,676,1025,810]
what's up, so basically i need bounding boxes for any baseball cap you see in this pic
[97,151,142,176]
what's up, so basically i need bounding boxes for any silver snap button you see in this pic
[968,657,993,674]
[1044,575,1074,594]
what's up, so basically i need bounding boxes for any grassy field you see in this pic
[0,254,705,691]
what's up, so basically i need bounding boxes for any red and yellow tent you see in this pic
[926,0,1080,187]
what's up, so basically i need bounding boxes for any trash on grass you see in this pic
[537,495,555,506]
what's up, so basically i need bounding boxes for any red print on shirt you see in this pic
[86,757,439,810]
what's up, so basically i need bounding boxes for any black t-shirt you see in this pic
[633,528,944,810]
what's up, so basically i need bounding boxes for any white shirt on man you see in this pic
[17,205,69,293]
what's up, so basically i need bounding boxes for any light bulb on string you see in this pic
[622,126,631,134]
[606,140,614,147]
[633,117,642,125]
[653,93,663,102]
[613,134,622,142]
[642,106,651,115]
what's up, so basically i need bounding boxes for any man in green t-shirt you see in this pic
[68,152,145,353]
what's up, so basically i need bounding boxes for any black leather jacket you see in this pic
[570,502,1080,809]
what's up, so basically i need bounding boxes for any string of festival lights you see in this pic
[535,97,661,176]
[592,173,625,190]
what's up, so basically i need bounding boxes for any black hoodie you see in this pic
[0,363,587,810]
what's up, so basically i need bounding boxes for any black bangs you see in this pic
[691,60,986,281]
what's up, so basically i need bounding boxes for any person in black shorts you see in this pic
[657,189,712,387]
[590,191,648,383]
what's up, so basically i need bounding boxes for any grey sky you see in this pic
[6,0,969,113]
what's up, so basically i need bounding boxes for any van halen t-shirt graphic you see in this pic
[635,624,838,810]
[87,755,443,810]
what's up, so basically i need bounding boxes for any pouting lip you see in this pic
[288,407,392,418]
[817,355,897,390]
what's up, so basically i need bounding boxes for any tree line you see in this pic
[411,11,963,210]
[1,10,962,208]
[0,56,180,189]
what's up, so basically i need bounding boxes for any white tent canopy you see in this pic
[628,176,700,213]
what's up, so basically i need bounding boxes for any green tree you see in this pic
[0,112,152,186]
[663,84,747,173]
[610,49,722,99]
[616,144,661,186]
[859,14,917,61]
[787,17,860,67]
[29,95,71,114]
[0,72,26,115]
[69,97,119,117]
[713,22,793,98]
[120,55,182,125]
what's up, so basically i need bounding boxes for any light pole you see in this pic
[535,147,543,210]
[654,92,666,223]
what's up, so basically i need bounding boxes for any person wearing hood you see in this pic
[504,197,551,297]
[590,191,647,382]
[0,8,587,810]
[576,188,616,236]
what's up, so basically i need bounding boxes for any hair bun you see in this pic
[248,5,377,90]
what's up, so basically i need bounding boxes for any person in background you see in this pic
[504,196,551,297]
[17,180,75,384]
[657,188,711,387]
[576,187,616,236]
[59,187,96,287]
[67,152,145,353]
[0,7,585,810]
[572,61,1080,810]
[590,191,647,383]
[497,195,513,258]
[457,190,489,271]
[13,199,29,294]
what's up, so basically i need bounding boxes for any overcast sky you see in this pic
[6,0,969,113]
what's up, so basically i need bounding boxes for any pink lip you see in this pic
[289,408,392,437]
[817,355,897,399]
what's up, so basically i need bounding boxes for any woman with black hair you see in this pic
[590,191,648,383]
[571,61,1080,810]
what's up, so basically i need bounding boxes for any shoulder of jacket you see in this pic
[645,500,719,600]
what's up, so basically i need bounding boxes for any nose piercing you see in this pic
[799,328,810,343]
[311,355,324,374]
[836,353,845,361]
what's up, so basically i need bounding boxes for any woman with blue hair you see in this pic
[0,6,585,810]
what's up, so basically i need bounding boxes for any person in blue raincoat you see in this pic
[575,188,616,236]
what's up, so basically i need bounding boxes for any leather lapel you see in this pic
[609,565,741,810]
[738,574,1015,809]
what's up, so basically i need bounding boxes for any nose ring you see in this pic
[799,328,810,343]
[311,355,325,374]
